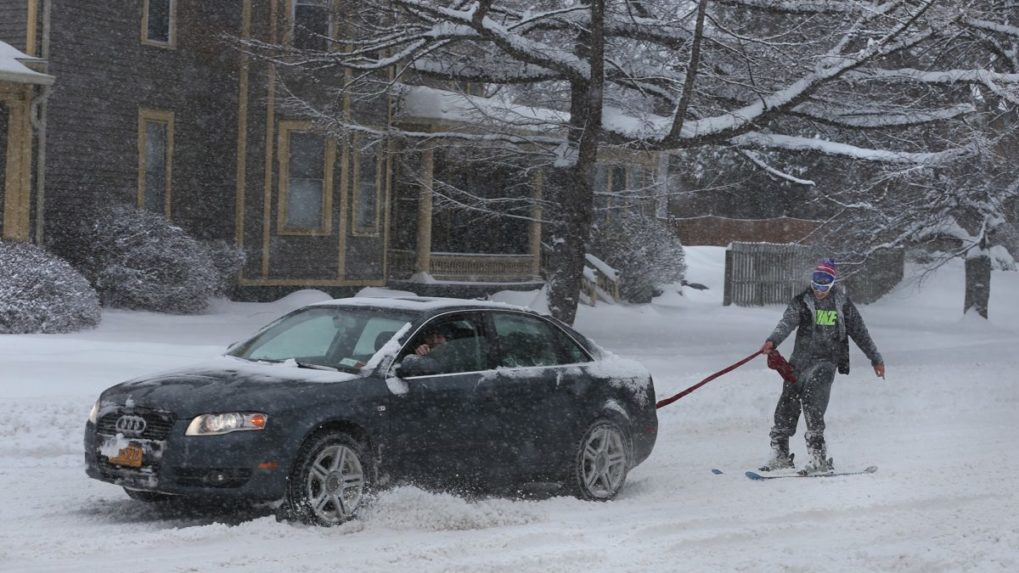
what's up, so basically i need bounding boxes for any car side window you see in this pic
[492,313,576,368]
[399,314,489,376]
[551,326,592,364]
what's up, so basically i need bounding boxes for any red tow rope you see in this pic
[655,351,764,409]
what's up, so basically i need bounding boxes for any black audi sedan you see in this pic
[84,297,657,525]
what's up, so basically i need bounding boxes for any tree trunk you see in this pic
[545,167,593,325]
[544,93,601,325]
[964,252,991,318]
[544,0,605,325]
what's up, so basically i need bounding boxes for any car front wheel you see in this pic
[285,431,370,526]
[570,419,630,500]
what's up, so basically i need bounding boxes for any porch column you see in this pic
[415,147,433,274]
[529,172,543,277]
[2,89,32,241]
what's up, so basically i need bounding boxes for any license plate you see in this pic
[109,445,144,468]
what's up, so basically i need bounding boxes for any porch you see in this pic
[389,249,540,282]
[386,143,545,295]
[1,41,53,242]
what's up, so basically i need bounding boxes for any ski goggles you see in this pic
[811,271,836,293]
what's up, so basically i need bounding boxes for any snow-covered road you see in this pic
[2,250,1017,572]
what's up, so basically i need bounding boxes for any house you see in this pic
[1,0,666,301]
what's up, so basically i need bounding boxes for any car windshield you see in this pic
[227,306,415,373]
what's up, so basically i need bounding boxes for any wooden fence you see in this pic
[723,242,904,306]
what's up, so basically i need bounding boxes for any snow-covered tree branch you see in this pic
[240,0,1019,322]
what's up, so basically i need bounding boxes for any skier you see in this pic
[759,258,886,474]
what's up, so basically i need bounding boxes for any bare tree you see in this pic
[805,0,1019,318]
[247,0,1019,324]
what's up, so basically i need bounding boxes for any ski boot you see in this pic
[759,440,795,472]
[799,447,834,476]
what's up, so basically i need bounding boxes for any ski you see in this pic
[745,465,878,481]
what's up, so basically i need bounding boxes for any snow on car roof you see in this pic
[309,295,532,314]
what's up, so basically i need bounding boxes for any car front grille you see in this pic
[96,409,177,440]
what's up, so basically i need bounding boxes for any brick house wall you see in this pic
[41,0,240,243]
[0,3,26,53]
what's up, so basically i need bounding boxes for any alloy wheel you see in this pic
[304,443,365,524]
[579,423,628,499]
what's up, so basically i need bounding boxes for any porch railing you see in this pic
[388,250,539,282]
[582,253,621,305]
[538,244,622,305]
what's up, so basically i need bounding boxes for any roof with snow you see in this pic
[397,84,565,130]
[0,41,54,85]
[397,84,670,141]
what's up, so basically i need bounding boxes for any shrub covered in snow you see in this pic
[995,223,1019,271]
[201,239,247,296]
[52,204,222,313]
[589,212,686,303]
[0,240,101,334]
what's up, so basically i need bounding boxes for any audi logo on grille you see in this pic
[115,415,147,435]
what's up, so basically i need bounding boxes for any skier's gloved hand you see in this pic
[873,362,885,379]
[767,350,797,384]
[760,340,774,354]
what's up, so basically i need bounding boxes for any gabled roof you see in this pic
[0,41,54,86]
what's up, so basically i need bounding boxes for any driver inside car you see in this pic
[413,329,448,356]
[399,326,453,375]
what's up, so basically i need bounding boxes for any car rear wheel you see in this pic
[570,419,630,501]
[285,431,370,526]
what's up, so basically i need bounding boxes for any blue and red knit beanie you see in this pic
[813,258,838,282]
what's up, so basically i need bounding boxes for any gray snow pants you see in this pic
[769,360,836,454]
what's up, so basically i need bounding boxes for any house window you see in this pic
[278,122,334,234]
[592,164,626,221]
[292,0,332,51]
[0,99,7,189]
[630,165,656,216]
[142,0,176,47]
[593,164,609,212]
[610,165,627,196]
[1,100,9,237]
[138,109,174,217]
[352,137,382,235]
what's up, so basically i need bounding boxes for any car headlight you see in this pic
[185,412,268,436]
[88,399,100,425]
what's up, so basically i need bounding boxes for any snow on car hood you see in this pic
[101,356,363,415]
